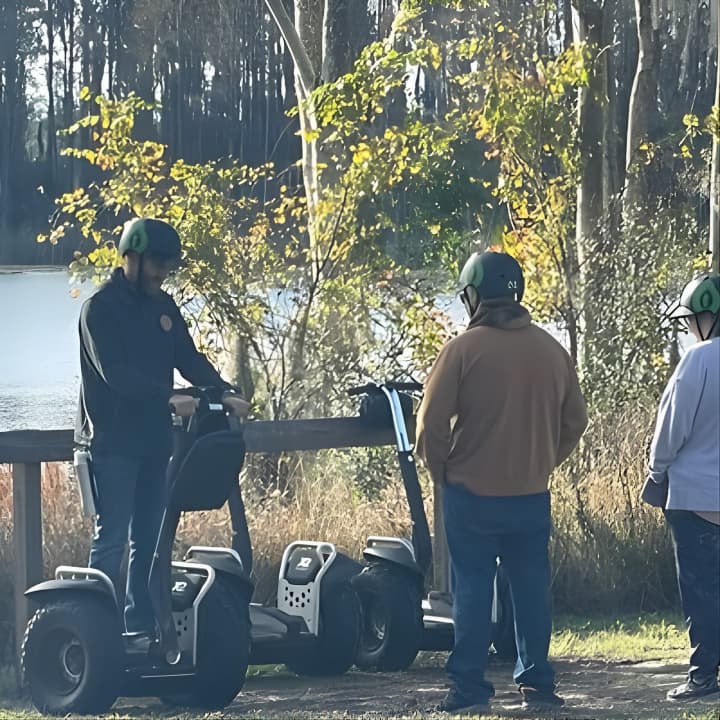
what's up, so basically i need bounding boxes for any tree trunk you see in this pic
[572,0,608,369]
[0,0,19,234]
[322,0,350,83]
[574,1,606,239]
[264,0,321,245]
[677,0,699,103]
[46,0,58,192]
[61,0,75,129]
[562,0,574,50]
[263,0,369,383]
[613,0,636,194]
[78,0,95,184]
[624,0,660,219]
[710,6,719,273]
[601,0,620,203]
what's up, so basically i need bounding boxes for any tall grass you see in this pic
[550,406,677,613]
[0,406,679,660]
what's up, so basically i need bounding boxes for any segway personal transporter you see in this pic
[224,462,363,675]
[21,387,253,715]
[349,382,516,671]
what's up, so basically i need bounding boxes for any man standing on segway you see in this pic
[416,250,588,713]
[76,217,248,648]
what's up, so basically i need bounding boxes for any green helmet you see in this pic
[458,251,524,302]
[667,275,720,319]
[118,218,181,260]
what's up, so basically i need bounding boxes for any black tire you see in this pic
[21,597,122,715]
[353,562,423,671]
[160,576,251,710]
[490,565,517,661]
[285,582,362,677]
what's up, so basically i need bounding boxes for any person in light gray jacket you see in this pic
[646,273,720,701]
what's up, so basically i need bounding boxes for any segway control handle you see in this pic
[347,381,423,396]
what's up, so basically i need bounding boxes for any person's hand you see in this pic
[640,471,669,508]
[169,394,199,417]
[222,392,250,418]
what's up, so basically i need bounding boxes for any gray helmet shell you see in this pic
[667,275,720,319]
[458,251,524,302]
[118,218,181,260]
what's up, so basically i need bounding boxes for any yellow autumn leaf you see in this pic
[353,144,372,165]
[429,44,442,70]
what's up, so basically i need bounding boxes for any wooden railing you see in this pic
[0,417,448,665]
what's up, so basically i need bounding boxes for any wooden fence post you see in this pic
[12,462,44,661]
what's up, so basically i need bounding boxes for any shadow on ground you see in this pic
[101,657,720,719]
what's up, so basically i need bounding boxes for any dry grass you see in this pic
[0,406,679,661]
[550,406,677,613]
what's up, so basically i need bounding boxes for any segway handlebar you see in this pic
[169,386,248,417]
[347,381,423,397]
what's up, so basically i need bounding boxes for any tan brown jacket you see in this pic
[415,300,588,496]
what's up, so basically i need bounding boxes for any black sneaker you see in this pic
[519,685,565,710]
[667,677,720,701]
[435,688,491,714]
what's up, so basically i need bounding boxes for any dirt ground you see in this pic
[107,656,720,720]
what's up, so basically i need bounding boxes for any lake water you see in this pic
[0,268,94,430]
[1,267,689,433]
[0,269,461,431]
[0,268,468,431]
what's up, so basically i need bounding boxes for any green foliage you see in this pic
[40,92,431,438]
[305,0,713,411]
[582,102,715,407]
[306,3,589,330]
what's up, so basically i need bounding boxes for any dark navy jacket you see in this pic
[75,268,227,456]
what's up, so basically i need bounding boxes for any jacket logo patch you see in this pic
[160,314,173,332]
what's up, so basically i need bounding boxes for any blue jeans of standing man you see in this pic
[443,483,556,703]
[89,452,168,634]
[665,510,720,683]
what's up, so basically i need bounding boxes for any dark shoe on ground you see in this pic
[519,685,566,710]
[435,688,491,714]
[667,677,720,701]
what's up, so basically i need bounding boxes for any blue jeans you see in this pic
[665,510,720,682]
[443,483,555,702]
[88,452,168,634]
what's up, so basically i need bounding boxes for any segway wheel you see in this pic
[353,562,423,671]
[490,565,517,661]
[21,598,122,715]
[285,582,361,677]
[161,576,251,710]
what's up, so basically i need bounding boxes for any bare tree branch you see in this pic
[264,0,316,97]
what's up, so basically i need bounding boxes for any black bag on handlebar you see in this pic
[359,392,414,429]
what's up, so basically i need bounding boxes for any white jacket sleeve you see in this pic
[648,352,705,482]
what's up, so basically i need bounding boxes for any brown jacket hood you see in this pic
[467,298,531,331]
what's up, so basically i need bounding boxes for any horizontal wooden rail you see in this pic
[0,416,415,463]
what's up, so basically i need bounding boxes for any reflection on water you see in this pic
[0,268,91,431]
[5,267,688,433]
[0,384,79,431]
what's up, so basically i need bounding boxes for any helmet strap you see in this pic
[136,253,146,294]
[461,286,479,318]
[704,312,720,341]
[694,312,720,342]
